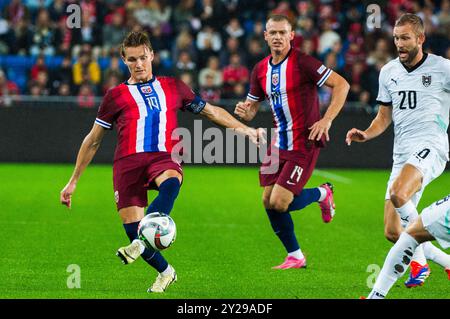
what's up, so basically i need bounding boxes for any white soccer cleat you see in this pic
[116,240,143,265]
[148,267,177,293]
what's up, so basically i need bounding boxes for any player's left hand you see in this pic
[309,117,332,142]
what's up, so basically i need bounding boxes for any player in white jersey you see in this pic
[364,194,450,299]
[346,13,450,288]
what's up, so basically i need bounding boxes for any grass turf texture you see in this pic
[0,163,449,299]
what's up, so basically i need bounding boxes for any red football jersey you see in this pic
[247,48,332,152]
[96,76,206,161]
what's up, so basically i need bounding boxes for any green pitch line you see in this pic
[0,164,448,299]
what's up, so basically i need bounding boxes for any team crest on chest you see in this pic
[422,74,432,87]
[140,85,153,94]
[272,72,279,86]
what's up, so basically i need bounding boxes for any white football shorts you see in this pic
[385,144,447,206]
[420,195,450,249]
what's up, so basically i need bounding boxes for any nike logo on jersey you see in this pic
[286,181,296,185]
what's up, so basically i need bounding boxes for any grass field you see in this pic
[0,163,449,299]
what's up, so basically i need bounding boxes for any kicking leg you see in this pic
[118,170,181,266]
[146,169,182,215]
[117,206,170,274]
[117,206,177,293]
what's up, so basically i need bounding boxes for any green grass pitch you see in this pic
[0,163,449,299]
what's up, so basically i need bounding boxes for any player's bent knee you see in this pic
[269,198,290,213]
[157,169,183,184]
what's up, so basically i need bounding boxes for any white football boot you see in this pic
[148,266,177,293]
[116,239,143,265]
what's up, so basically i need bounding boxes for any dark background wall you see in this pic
[0,106,396,168]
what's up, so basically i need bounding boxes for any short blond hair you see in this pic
[266,14,293,31]
[395,13,425,36]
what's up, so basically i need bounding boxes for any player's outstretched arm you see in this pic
[309,72,350,141]
[60,124,106,208]
[234,99,260,122]
[345,105,392,146]
[200,102,266,146]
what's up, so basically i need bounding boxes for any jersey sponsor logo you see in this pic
[140,85,153,94]
[422,75,432,87]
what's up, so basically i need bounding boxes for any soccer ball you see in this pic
[138,212,177,251]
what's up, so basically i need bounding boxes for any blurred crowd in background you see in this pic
[0,0,449,110]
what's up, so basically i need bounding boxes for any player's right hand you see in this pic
[60,182,76,209]
[345,128,368,145]
[234,101,252,121]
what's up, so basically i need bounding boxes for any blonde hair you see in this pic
[395,13,425,36]
[266,14,293,31]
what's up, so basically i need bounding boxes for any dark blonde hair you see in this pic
[395,13,425,36]
[266,14,293,31]
[120,31,153,57]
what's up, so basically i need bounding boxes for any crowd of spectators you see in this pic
[0,0,449,110]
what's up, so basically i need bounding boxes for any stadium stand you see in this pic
[0,0,448,111]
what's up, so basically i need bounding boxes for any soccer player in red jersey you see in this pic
[235,15,349,269]
[60,31,264,293]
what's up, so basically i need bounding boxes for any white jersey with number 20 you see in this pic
[376,53,450,161]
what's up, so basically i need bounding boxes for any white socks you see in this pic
[395,201,426,265]
[288,249,305,260]
[395,200,418,228]
[411,245,427,265]
[368,232,419,299]
[161,264,174,276]
[422,241,450,269]
[318,187,327,202]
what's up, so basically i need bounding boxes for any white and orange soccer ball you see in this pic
[138,212,177,251]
